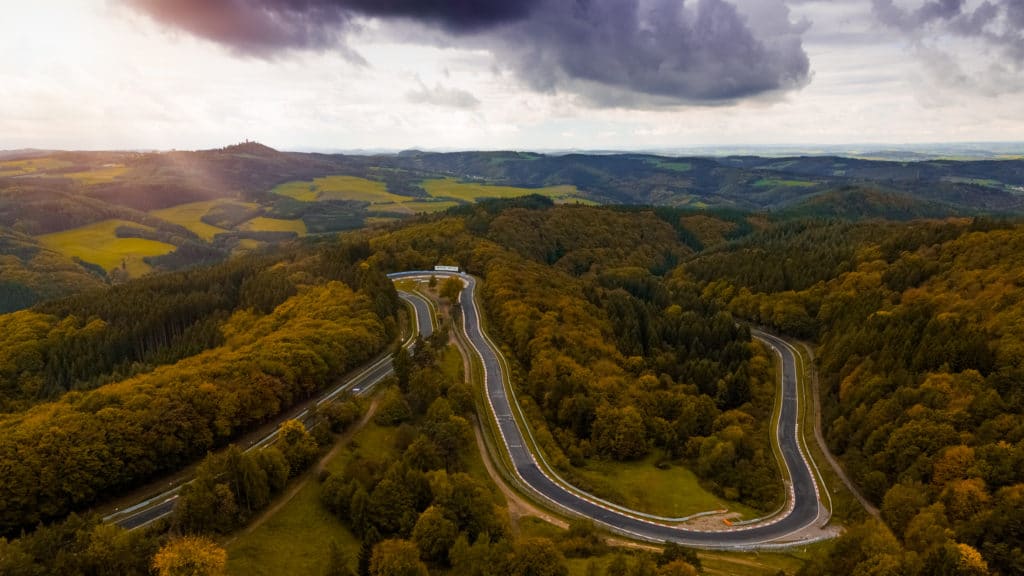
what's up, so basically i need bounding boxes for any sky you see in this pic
[1,0,1022,152]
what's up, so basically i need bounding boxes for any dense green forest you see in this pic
[4,144,1024,311]
[366,200,784,509]
[0,238,401,534]
[686,217,1024,574]
[369,201,1024,574]
[0,228,105,314]
[1,192,1023,573]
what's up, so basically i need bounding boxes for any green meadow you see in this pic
[272,175,409,204]
[150,200,236,240]
[37,219,175,277]
[651,159,693,172]
[752,178,817,188]
[239,217,307,236]
[0,157,73,177]
[423,177,587,203]
[62,165,128,185]
[366,200,459,215]
[567,453,759,520]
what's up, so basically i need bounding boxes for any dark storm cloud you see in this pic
[873,0,1024,63]
[122,0,354,56]
[124,0,811,104]
[338,0,542,31]
[488,0,810,104]
[123,0,540,55]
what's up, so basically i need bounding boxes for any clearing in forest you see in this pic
[37,219,175,277]
[272,175,409,204]
[423,177,587,203]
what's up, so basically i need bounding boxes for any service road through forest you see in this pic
[106,290,434,530]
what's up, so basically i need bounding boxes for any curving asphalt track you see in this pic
[390,271,827,548]
[111,272,827,546]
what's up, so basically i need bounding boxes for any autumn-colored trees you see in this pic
[688,217,1024,574]
[365,204,1023,572]
[319,340,510,572]
[370,539,428,576]
[152,536,227,576]
[360,203,784,510]
[0,514,159,575]
[0,239,400,535]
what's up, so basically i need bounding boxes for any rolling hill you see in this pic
[2,142,1023,311]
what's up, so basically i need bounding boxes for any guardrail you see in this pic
[103,291,430,529]
[403,270,832,548]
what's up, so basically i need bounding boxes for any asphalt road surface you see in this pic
[391,271,825,548]
[107,290,433,530]
[112,272,825,547]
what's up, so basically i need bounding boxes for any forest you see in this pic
[0,237,401,534]
[4,143,1024,312]
[688,216,1024,574]
[0,194,1022,574]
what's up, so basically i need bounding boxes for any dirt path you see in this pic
[473,424,568,534]
[800,341,880,519]
[231,398,381,540]
[446,290,568,534]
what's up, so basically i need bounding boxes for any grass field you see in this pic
[652,160,693,172]
[567,453,759,520]
[363,216,399,226]
[227,342,503,576]
[225,474,361,576]
[226,414,503,576]
[226,422,400,576]
[422,178,587,203]
[239,217,307,236]
[753,178,817,188]
[366,200,459,215]
[62,165,127,185]
[234,239,265,252]
[563,551,807,576]
[272,175,410,204]
[150,200,234,240]
[0,157,73,177]
[698,549,811,576]
[941,176,1005,187]
[37,219,174,277]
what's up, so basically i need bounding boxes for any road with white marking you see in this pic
[106,290,433,530]
[390,271,829,548]
[112,271,829,548]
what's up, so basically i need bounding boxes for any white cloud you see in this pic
[0,0,1022,151]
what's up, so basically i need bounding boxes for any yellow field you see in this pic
[422,177,585,202]
[234,238,265,252]
[272,175,409,204]
[362,216,399,226]
[37,219,175,277]
[62,165,127,185]
[366,200,458,215]
[240,217,307,236]
[0,157,73,177]
[149,200,248,241]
